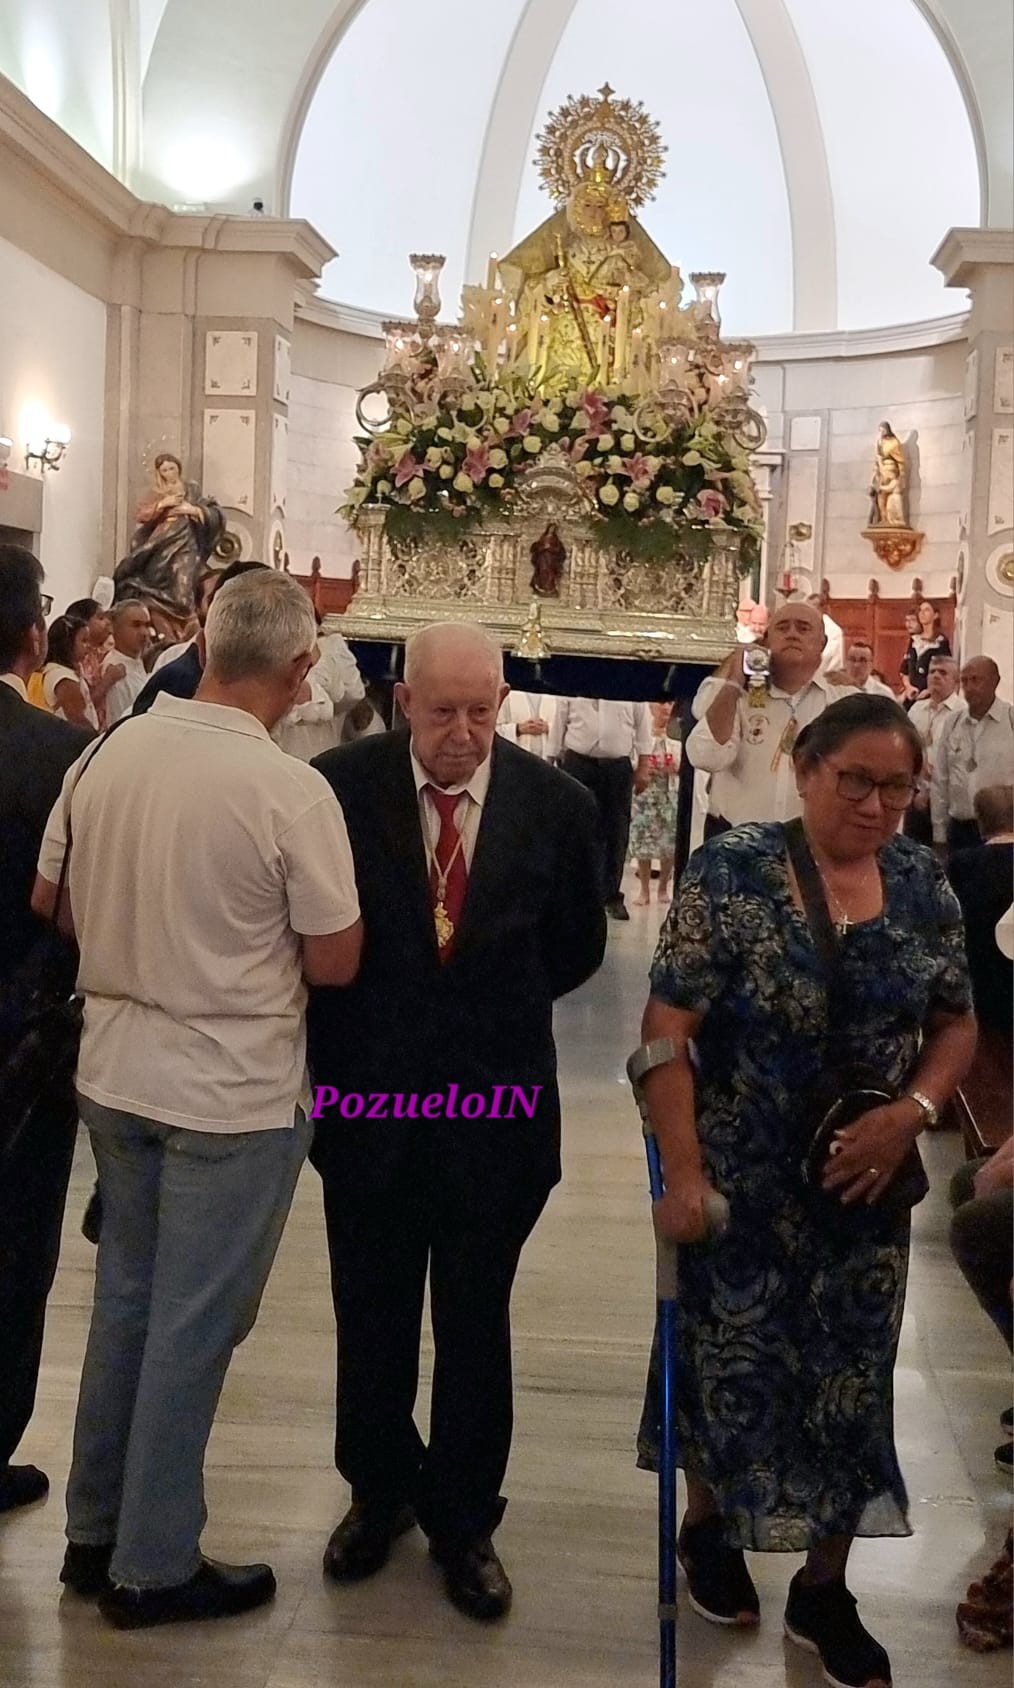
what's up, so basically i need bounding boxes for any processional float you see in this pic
[335,85,767,665]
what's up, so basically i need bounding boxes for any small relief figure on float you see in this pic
[529,521,567,598]
[113,452,225,643]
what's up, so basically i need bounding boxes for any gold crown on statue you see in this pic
[535,84,666,211]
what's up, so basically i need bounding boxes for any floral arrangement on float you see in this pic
[340,362,763,568]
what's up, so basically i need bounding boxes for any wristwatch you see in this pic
[905,1090,939,1128]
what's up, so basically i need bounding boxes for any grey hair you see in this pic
[928,655,957,672]
[404,621,504,686]
[973,783,1014,839]
[204,570,316,683]
[110,598,148,622]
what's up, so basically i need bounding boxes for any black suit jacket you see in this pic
[133,643,202,715]
[949,843,1013,1034]
[0,682,93,990]
[307,731,606,1198]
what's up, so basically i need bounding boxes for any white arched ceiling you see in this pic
[469,0,834,333]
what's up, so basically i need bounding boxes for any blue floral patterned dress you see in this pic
[637,822,972,1551]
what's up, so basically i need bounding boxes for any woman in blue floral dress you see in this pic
[635,694,975,1688]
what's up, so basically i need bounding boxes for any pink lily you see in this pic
[463,443,491,484]
[620,452,654,487]
[506,408,533,439]
[570,436,590,464]
[697,488,727,519]
[393,451,424,488]
[578,389,609,434]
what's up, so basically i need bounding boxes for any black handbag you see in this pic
[0,722,124,1167]
[783,817,929,1225]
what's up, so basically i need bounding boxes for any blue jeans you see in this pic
[66,1098,310,1587]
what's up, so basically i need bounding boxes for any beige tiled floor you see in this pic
[1,890,1009,1686]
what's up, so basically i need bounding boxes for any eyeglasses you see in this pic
[823,760,918,811]
[39,594,53,616]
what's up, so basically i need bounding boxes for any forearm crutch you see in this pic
[627,1040,729,1688]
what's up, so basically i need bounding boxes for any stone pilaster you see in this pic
[933,227,1014,691]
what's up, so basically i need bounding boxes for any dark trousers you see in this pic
[948,818,982,855]
[319,1148,550,1551]
[561,751,633,902]
[950,1157,1014,1351]
[0,1081,77,1465]
[904,804,933,847]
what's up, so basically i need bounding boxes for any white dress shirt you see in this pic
[855,676,896,700]
[548,698,653,762]
[102,648,148,723]
[314,632,366,714]
[496,691,558,759]
[687,672,856,825]
[272,680,336,762]
[909,692,962,793]
[152,638,194,673]
[410,745,492,871]
[818,615,846,676]
[931,698,1014,840]
[0,672,27,698]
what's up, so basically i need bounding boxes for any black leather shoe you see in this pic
[0,1465,49,1513]
[606,896,630,921]
[431,1537,512,1621]
[98,1557,276,1629]
[322,1500,415,1582]
[60,1542,114,1597]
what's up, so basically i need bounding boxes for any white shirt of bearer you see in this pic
[687,672,856,825]
[38,694,360,1133]
[101,648,148,724]
[547,698,653,762]
[496,692,558,759]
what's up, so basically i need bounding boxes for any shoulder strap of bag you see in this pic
[49,715,133,931]
[783,816,840,979]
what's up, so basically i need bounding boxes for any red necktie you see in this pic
[425,786,469,959]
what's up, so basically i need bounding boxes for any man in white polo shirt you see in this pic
[33,571,362,1630]
[687,600,855,833]
[101,599,152,722]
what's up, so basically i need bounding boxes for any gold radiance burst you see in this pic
[535,83,667,211]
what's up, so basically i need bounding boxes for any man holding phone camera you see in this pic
[687,600,856,835]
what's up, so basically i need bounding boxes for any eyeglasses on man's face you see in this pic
[822,759,918,811]
[39,594,53,616]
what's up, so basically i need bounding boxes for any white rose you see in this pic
[488,447,508,468]
[437,427,454,441]
[597,433,615,452]
[489,473,505,489]
[424,447,443,469]
[453,472,473,493]
[523,435,542,454]
[575,460,594,479]
[466,436,482,452]
[620,434,636,452]
[607,455,624,473]
[542,412,560,433]
[376,479,392,497]
[623,491,640,512]
[599,482,620,507]
[493,415,511,435]
[406,476,426,502]
[655,485,676,506]
[439,464,454,480]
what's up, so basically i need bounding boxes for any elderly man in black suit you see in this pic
[308,621,605,1621]
[0,545,93,1513]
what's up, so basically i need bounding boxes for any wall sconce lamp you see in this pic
[25,422,71,473]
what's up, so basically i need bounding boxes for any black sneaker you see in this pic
[676,1515,760,1627]
[784,1570,891,1688]
[995,1442,1013,1476]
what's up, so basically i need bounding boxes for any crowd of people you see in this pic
[1,541,1011,1683]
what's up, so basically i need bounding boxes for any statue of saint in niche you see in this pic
[529,522,567,598]
[868,422,910,528]
[114,452,225,640]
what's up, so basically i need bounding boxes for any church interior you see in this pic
[0,2,1012,1685]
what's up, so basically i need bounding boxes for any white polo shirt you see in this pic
[687,672,856,824]
[38,694,360,1133]
[102,647,149,723]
